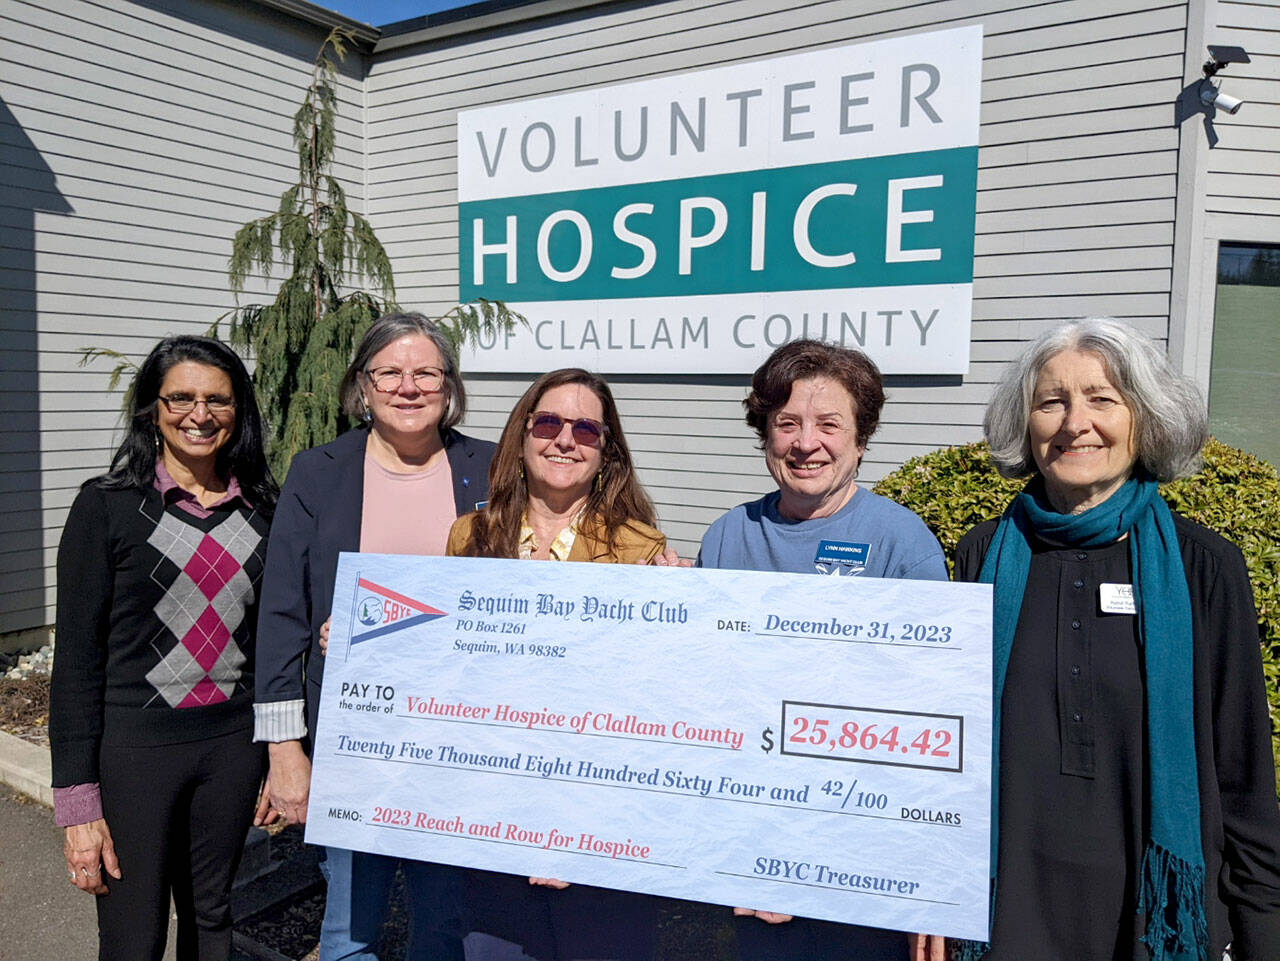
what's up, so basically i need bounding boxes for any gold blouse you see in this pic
[517,513,579,561]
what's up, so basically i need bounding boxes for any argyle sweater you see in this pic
[50,481,269,786]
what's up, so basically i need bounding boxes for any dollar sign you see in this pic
[760,727,774,753]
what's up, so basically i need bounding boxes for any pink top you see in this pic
[360,451,456,556]
[154,460,248,517]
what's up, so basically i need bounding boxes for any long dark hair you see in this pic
[96,336,279,513]
[457,368,655,558]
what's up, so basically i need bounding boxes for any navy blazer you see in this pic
[254,426,495,745]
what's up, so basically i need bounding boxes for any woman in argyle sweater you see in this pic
[51,335,277,961]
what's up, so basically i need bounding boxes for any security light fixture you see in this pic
[1204,45,1251,78]
[1201,44,1250,115]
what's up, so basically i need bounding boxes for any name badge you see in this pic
[813,539,871,576]
[1099,583,1136,615]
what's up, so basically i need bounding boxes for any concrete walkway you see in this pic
[0,732,179,960]
[0,787,104,960]
[0,729,51,806]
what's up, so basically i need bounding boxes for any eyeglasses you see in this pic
[527,412,607,447]
[157,394,235,415]
[366,367,445,393]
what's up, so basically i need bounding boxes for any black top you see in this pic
[956,512,1280,961]
[50,482,270,786]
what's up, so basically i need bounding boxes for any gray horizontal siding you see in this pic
[13,0,1279,629]
[2,0,360,632]
[1203,2,1280,222]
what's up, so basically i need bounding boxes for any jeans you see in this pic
[319,847,465,961]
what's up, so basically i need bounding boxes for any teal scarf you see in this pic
[955,474,1206,961]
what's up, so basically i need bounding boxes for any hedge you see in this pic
[874,438,1280,790]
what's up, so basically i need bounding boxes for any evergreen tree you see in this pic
[224,28,522,477]
[225,28,387,477]
[1244,246,1280,287]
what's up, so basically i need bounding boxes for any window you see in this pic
[1208,243,1280,467]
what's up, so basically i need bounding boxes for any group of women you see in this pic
[50,312,1280,961]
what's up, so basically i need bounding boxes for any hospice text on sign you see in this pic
[455,26,982,374]
[306,554,994,940]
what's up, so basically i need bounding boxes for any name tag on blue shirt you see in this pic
[814,539,871,575]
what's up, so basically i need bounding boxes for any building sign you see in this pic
[456,26,982,374]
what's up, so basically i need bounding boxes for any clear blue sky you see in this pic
[323,0,471,28]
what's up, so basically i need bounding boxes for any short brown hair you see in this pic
[743,340,885,446]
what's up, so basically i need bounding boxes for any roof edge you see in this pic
[251,0,381,44]
[374,0,606,52]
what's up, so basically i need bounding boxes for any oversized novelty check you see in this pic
[306,554,993,940]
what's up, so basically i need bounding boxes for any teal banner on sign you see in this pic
[460,148,976,303]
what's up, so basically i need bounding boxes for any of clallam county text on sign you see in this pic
[455,25,982,375]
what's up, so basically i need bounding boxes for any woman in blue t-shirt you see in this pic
[698,338,946,961]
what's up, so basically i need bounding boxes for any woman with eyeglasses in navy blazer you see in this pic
[254,312,495,961]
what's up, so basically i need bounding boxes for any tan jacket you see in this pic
[446,511,665,564]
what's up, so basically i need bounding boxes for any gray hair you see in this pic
[339,312,466,430]
[984,317,1207,482]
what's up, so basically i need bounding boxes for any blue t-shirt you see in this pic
[697,487,947,581]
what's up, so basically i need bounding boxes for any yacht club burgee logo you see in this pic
[351,577,448,645]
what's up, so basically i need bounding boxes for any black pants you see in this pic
[733,915,909,961]
[96,727,265,961]
[464,870,658,961]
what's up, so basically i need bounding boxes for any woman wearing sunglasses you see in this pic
[447,367,667,961]
[447,367,663,565]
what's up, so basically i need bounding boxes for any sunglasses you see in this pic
[527,411,607,447]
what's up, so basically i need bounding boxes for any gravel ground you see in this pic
[0,674,49,744]
[231,828,410,961]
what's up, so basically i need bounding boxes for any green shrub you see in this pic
[875,438,1280,791]
[872,442,1023,571]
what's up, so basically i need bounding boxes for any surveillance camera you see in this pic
[1200,82,1244,115]
[1214,90,1244,114]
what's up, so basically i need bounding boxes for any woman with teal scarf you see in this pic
[928,318,1280,961]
